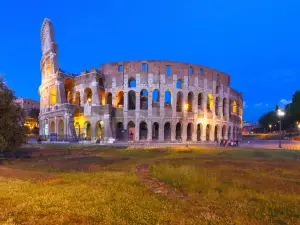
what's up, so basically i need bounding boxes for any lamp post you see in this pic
[269,124,272,134]
[277,109,285,148]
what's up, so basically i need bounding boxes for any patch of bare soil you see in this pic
[135,164,188,200]
[0,166,56,181]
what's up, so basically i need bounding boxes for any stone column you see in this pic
[159,122,164,142]
[80,89,85,106]
[104,114,112,141]
[160,91,165,117]
[91,81,100,106]
[54,117,58,134]
[192,124,197,142]
[136,91,140,111]
[171,122,176,142]
[124,91,128,111]
[56,80,65,104]
[172,91,177,118]
[147,121,152,141]
[182,123,187,143]
[148,91,152,117]
[135,119,140,141]
[201,126,206,141]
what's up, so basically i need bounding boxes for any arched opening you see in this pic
[84,88,92,104]
[139,121,148,140]
[207,94,213,111]
[83,121,91,140]
[128,90,136,110]
[222,125,226,139]
[176,92,183,112]
[215,97,220,116]
[74,122,80,138]
[106,92,112,106]
[187,123,193,141]
[214,125,219,142]
[233,101,237,114]
[228,126,232,140]
[116,91,124,108]
[152,122,159,140]
[58,120,64,137]
[95,120,104,140]
[164,122,171,141]
[99,89,105,105]
[99,77,104,88]
[198,93,203,109]
[176,123,182,141]
[206,124,211,141]
[128,121,135,141]
[164,90,172,108]
[223,98,227,116]
[176,79,183,89]
[216,85,220,94]
[116,122,124,141]
[50,121,55,133]
[197,123,203,141]
[229,99,233,114]
[50,87,56,106]
[64,78,74,104]
[140,89,148,110]
[128,78,136,88]
[75,91,81,106]
[152,89,160,108]
[187,92,193,112]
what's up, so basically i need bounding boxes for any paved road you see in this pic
[240,140,300,150]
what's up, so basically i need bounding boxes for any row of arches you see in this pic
[115,121,241,142]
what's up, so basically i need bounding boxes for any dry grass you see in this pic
[1,146,300,224]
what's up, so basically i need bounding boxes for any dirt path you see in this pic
[135,163,189,200]
[0,166,56,181]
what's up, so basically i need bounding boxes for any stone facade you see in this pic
[39,18,243,143]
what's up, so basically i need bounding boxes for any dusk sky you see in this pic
[0,0,299,122]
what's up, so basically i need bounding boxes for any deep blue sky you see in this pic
[0,0,299,121]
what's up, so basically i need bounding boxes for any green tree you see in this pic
[0,76,28,153]
[258,111,278,130]
[290,91,300,123]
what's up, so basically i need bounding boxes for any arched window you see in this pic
[164,122,171,141]
[50,87,56,106]
[207,94,213,111]
[128,91,136,110]
[164,90,172,108]
[64,78,74,104]
[84,88,92,104]
[152,89,160,108]
[106,92,112,106]
[152,123,159,140]
[176,79,183,89]
[187,92,193,112]
[139,121,148,140]
[140,89,148,110]
[129,78,136,88]
[198,93,203,109]
[58,120,64,137]
[215,97,220,116]
[75,92,81,106]
[176,92,183,112]
[233,101,237,114]
[116,91,124,108]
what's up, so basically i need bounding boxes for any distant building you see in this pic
[14,98,40,130]
[242,122,261,135]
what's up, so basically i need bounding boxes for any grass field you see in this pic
[0,145,300,224]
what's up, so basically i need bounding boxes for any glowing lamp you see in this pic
[87,98,92,104]
[184,103,189,110]
[277,109,285,117]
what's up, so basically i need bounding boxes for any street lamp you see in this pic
[277,109,285,148]
[184,103,189,110]
[269,124,272,134]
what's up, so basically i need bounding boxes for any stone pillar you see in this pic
[148,91,152,117]
[160,91,165,117]
[182,123,187,143]
[104,114,112,141]
[192,124,197,142]
[91,81,100,106]
[135,120,140,141]
[159,122,164,142]
[147,121,152,141]
[172,91,177,118]
[54,117,58,134]
[56,81,65,104]
[201,126,206,141]
[210,124,214,142]
[80,89,85,106]
[136,91,140,111]
[171,122,176,142]
[203,94,208,116]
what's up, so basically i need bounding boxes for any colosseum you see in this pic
[39,18,243,143]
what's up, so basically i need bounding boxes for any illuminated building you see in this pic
[39,19,243,142]
[14,98,39,130]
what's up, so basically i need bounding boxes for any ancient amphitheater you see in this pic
[39,18,243,143]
